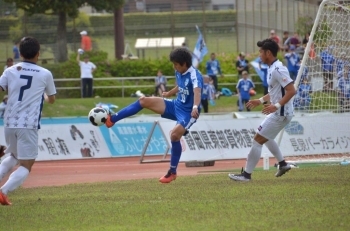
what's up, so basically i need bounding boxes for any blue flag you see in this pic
[250,57,268,82]
[192,25,208,68]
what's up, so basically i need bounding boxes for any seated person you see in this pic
[337,65,350,113]
[155,70,167,96]
[293,78,312,110]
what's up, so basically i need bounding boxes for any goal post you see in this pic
[278,0,350,164]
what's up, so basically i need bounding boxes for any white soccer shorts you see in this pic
[257,113,293,140]
[4,128,38,160]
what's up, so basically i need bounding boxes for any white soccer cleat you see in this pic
[275,163,292,177]
[228,173,251,181]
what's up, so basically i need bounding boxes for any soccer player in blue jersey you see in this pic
[105,47,203,183]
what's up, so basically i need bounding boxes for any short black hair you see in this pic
[169,47,192,67]
[20,37,40,59]
[257,39,279,57]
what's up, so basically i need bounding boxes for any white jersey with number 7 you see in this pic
[0,61,56,130]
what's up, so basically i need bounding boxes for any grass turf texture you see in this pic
[0,165,349,231]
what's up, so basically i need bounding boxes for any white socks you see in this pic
[0,155,18,181]
[245,140,263,174]
[265,140,284,162]
[1,166,29,195]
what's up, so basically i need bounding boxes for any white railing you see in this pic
[54,74,262,97]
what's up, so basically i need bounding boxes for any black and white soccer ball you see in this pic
[88,107,108,126]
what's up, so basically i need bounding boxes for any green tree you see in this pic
[4,0,124,62]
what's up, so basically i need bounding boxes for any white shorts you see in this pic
[257,113,293,140]
[4,128,38,160]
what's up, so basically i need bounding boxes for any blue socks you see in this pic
[110,100,143,123]
[170,141,182,174]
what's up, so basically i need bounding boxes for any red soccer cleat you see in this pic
[0,191,12,206]
[105,114,115,128]
[159,170,177,183]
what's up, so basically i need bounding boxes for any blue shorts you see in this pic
[161,99,198,130]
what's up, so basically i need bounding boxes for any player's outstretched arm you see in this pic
[162,85,178,98]
[191,87,201,119]
[246,94,270,110]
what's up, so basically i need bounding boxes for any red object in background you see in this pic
[249,89,256,96]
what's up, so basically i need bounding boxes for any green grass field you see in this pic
[0,165,349,231]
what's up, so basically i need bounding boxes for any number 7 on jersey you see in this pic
[18,75,33,101]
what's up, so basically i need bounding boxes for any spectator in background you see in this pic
[336,51,348,76]
[289,32,301,48]
[201,76,215,113]
[320,46,336,91]
[337,65,350,113]
[80,31,92,51]
[3,58,13,72]
[155,70,167,96]
[236,71,255,112]
[293,78,312,111]
[284,45,300,81]
[236,52,249,78]
[13,41,20,63]
[0,95,8,119]
[206,53,223,93]
[258,58,269,95]
[302,32,310,48]
[269,30,280,46]
[282,31,290,52]
[77,53,96,98]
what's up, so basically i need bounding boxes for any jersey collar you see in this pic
[22,60,37,65]
[269,59,278,67]
[181,66,194,76]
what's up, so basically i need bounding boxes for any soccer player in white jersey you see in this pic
[0,37,56,205]
[229,38,296,181]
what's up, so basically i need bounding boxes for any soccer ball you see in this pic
[78,48,84,55]
[88,107,108,126]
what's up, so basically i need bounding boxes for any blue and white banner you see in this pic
[99,122,168,156]
[0,118,169,161]
[192,25,208,68]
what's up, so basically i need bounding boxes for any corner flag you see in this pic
[192,25,208,68]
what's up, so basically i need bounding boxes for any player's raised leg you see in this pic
[105,96,166,128]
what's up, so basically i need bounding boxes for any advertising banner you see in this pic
[99,122,168,156]
[158,114,350,161]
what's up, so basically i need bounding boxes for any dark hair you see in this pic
[169,47,192,67]
[6,58,13,62]
[19,37,40,59]
[257,39,279,57]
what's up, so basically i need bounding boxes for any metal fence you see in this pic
[53,74,262,98]
[236,0,319,54]
[0,0,319,62]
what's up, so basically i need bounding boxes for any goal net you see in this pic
[282,0,350,164]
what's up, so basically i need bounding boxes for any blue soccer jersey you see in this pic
[236,78,255,100]
[175,66,203,111]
